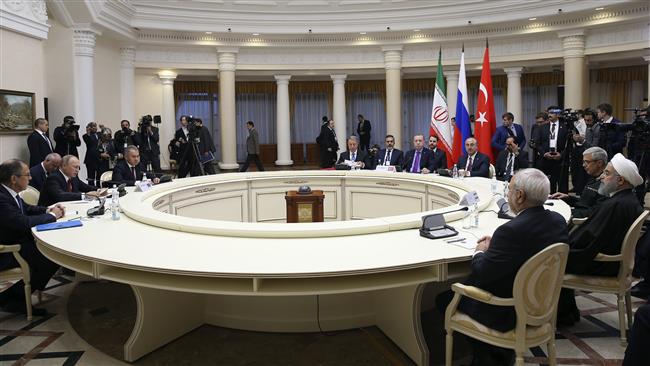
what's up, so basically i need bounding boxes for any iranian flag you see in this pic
[474,40,497,162]
[429,48,455,167]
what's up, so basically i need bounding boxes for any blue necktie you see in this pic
[16,194,24,214]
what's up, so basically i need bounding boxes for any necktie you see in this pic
[43,134,53,151]
[466,156,473,171]
[131,166,137,180]
[550,123,556,139]
[66,179,73,192]
[15,194,24,214]
[411,151,421,173]
[385,150,392,165]
[506,153,514,177]
[351,152,356,161]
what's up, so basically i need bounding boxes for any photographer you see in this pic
[138,115,161,173]
[180,117,216,176]
[97,127,117,186]
[596,102,626,159]
[113,120,141,159]
[174,115,191,178]
[53,116,81,158]
[532,106,568,193]
[82,122,101,186]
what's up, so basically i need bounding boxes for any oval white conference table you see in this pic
[33,170,570,365]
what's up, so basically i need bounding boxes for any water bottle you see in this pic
[142,172,148,183]
[452,165,458,179]
[491,175,498,194]
[462,204,473,229]
[471,203,479,228]
[111,185,120,220]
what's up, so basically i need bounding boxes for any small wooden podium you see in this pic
[285,190,324,223]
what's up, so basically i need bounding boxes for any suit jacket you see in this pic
[29,163,48,192]
[0,186,55,271]
[430,148,448,171]
[337,150,370,169]
[246,128,260,154]
[27,131,53,167]
[83,133,100,165]
[356,119,371,143]
[402,148,434,173]
[139,127,160,155]
[494,149,528,181]
[566,175,607,219]
[533,121,568,158]
[112,160,148,186]
[598,118,626,158]
[459,206,569,332]
[376,148,404,167]
[455,152,490,178]
[53,126,81,157]
[38,169,97,206]
[491,124,526,152]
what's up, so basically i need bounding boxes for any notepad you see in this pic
[36,219,83,231]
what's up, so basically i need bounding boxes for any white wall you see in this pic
[134,70,164,127]
[43,20,74,133]
[94,36,122,132]
[0,28,45,162]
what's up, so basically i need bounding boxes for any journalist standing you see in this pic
[138,115,161,173]
[113,120,141,160]
[240,121,264,172]
[53,116,81,158]
[174,115,191,178]
[27,118,54,168]
[317,119,338,168]
[82,122,101,186]
[356,114,372,151]
[96,127,117,185]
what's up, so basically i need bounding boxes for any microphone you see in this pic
[87,196,106,217]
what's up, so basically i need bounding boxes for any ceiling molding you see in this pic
[46,0,74,27]
[1,0,50,39]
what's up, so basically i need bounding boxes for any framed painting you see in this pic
[0,89,36,134]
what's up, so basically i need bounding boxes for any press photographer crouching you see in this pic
[112,145,160,186]
[53,116,81,158]
[138,115,161,173]
[113,120,141,160]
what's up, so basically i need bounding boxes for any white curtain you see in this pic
[175,93,221,161]
[346,92,386,149]
[521,85,559,138]
[293,92,328,144]
[235,93,276,161]
[402,90,433,150]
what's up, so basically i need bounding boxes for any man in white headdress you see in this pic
[558,153,644,326]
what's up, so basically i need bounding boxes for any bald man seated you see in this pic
[29,153,61,192]
[38,155,106,207]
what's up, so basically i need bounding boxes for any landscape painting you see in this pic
[0,89,35,134]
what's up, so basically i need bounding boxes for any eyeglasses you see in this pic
[582,159,596,166]
[15,173,31,177]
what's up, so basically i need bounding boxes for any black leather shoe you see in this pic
[631,281,650,300]
[1,300,48,317]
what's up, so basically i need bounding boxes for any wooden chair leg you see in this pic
[515,353,524,366]
[24,283,32,321]
[445,331,453,366]
[625,292,633,330]
[547,339,557,366]
[617,294,627,346]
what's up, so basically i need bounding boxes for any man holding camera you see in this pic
[175,117,216,176]
[596,103,626,159]
[113,120,141,160]
[138,115,161,173]
[53,116,81,158]
[533,106,568,193]
[174,115,191,178]
[83,122,101,186]
[96,127,117,186]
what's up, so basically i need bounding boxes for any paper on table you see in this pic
[445,237,478,250]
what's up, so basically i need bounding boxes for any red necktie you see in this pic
[67,179,73,192]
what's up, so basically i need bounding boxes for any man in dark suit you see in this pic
[438,168,568,365]
[240,120,264,172]
[534,106,569,193]
[455,137,490,177]
[27,118,54,168]
[376,134,404,168]
[112,146,161,186]
[491,112,526,154]
[337,136,370,169]
[403,134,435,174]
[428,135,448,171]
[529,112,548,167]
[495,136,528,181]
[138,116,161,173]
[0,159,65,315]
[113,120,141,160]
[596,102,626,159]
[96,127,117,185]
[53,116,81,158]
[174,115,192,178]
[83,122,101,186]
[38,155,104,207]
[317,119,339,168]
[356,114,372,151]
[29,153,61,192]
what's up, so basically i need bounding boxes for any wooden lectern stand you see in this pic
[285,190,324,223]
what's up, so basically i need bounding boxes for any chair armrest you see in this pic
[0,244,21,253]
[572,217,587,226]
[594,253,622,262]
[451,283,515,306]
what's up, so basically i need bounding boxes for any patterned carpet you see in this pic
[0,273,645,366]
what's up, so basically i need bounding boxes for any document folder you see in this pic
[36,219,83,232]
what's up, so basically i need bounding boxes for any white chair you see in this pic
[19,185,40,206]
[563,210,649,345]
[100,171,113,187]
[0,244,33,321]
[488,164,496,178]
[445,243,569,366]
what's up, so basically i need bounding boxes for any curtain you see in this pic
[292,92,328,144]
[402,90,433,150]
[175,92,222,161]
[346,91,386,149]
[235,93,277,161]
[521,86,559,139]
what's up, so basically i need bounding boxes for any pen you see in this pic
[445,238,466,243]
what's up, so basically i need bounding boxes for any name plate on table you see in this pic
[135,180,154,192]
[375,165,396,172]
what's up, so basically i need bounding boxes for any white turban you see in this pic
[610,153,643,187]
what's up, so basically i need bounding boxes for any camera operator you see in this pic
[82,122,101,186]
[529,112,548,167]
[113,120,141,160]
[532,106,568,193]
[626,106,650,203]
[97,127,117,187]
[569,110,588,193]
[596,102,626,159]
[174,115,191,178]
[53,116,81,157]
[138,115,161,173]
[183,117,216,176]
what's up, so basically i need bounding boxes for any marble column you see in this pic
[445,72,459,119]
[559,30,586,110]
[158,71,177,170]
[504,67,523,124]
[644,56,650,103]
[72,26,100,180]
[120,46,136,124]
[583,60,590,108]
[330,74,347,153]
[217,48,239,170]
[274,75,293,166]
[383,46,403,149]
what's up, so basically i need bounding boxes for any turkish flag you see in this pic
[474,45,497,163]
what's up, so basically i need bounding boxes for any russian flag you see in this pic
[455,47,471,156]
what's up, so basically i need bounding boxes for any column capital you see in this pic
[504,67,524,77]
[382,46,402,70]
[444,71,459,80]
[274,75,292,85]
[217,48,238,72]
[558,29,586,38]
[72,25,101,57]
[120,46,136,68]
[330,74,347,84]
[158,71,177,85]
[558,30,585,59]
[643,56,650,63]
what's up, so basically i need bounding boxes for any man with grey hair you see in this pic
[438,168,569,364]
[549,146,608,218]
[29,153,62,192]
[337,136,370,169]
